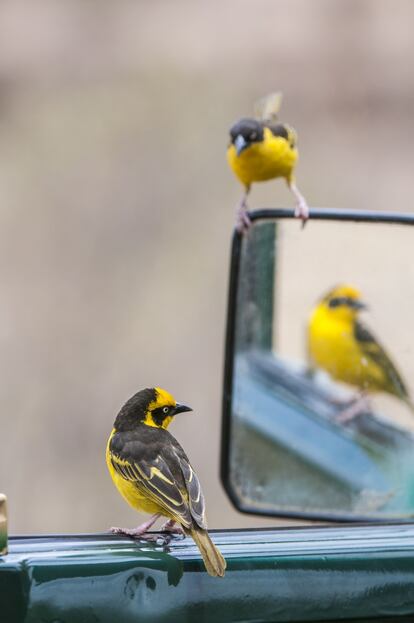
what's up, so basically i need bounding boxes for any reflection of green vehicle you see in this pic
[3,209,414,622]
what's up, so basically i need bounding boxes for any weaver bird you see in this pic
[106,387,226,577]
[307,284,414,417]
[227,92,308,232]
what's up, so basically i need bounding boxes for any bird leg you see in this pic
[288,181,309,226]
[336,393,371,424]
[110,513,161,538]
[160,518,185,536]
[236,188,251,233]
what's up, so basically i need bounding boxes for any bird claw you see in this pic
[336,395,371,424]
[152,534,172,545]
[110,527,171,544]
[110,526,149,538]
[161,519,184,534]
[289,181,309,227]
[235,191,252,234]
[294,199,309,228]
[236,206,251,233]
[160,520,185,538]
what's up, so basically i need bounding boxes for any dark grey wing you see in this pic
[109,434,193,527]
[267,123,289,140]
[354,320,409,399]
[267,123,297,149]
[176,452,207,529]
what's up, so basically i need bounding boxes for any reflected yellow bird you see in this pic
[106,387,226,577]
[307,285,414,413]
[227,92,308,232]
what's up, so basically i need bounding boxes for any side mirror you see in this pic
[221,209,414,521]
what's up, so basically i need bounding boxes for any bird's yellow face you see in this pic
[143,387,192,429]
[320,285,366,322]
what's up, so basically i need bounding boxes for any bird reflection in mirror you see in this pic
[307,284,414,422]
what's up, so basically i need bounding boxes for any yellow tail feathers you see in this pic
[188,526,227,577]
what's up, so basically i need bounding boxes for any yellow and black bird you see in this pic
[227,92,308,232]
[106,387,226,577]
[307,284,414,416]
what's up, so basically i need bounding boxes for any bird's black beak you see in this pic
[234,134,248,156]
[174,403,193,415]
[352,299,367,310]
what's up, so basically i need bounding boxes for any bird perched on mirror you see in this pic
[106,387,226,577]
[227,92,309,232]
[307,284,414,421]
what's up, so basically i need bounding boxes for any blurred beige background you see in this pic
[1,0,414,533]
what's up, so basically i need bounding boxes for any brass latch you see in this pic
[0,494,7,555]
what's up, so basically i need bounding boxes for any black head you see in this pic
[229,118,264,155]
[113,387,192,431]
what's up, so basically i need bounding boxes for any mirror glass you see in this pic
[229,217,414,520]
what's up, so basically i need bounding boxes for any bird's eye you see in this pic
[163,406,169,414]
[250,132,257,140]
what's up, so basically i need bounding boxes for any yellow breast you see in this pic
[308,308,386,392]
[106,429,164,516]
[227,127,297,188]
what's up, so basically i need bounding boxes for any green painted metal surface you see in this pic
[2,525,414,622]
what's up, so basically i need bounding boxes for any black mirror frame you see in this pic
[220,207,414,522]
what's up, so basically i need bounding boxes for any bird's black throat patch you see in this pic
[151,407,171,427]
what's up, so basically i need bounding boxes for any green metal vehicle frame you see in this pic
[3,525,414,622]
